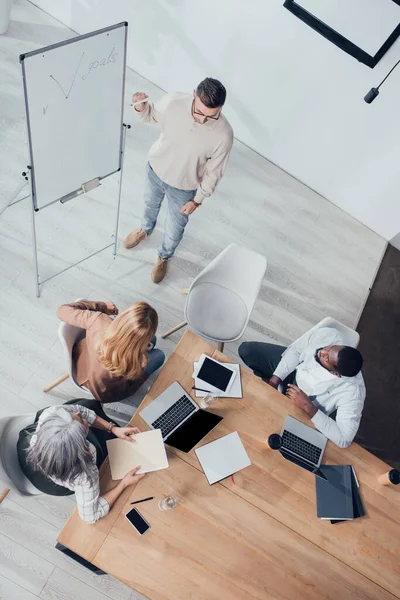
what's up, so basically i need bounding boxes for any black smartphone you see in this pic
[125,508,150,535]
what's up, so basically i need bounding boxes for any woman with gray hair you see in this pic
[18,399,145,523]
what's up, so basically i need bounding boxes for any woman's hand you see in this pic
[113,426,141,441]
[106,301,119,316]
[122,466,145,488]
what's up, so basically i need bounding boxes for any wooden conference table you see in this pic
[58,331,400,600]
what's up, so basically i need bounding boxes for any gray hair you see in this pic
[27,406,97,486]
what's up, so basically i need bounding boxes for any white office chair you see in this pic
[0,414,42,501]
[294,316,360,349]
[162,244,267,352]
[44,299,92,396]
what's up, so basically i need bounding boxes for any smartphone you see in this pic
[125,508,150,535]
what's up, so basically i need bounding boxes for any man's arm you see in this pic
[133,92,171,125]
[311,392,364,448]
[273,332,311,382]
[193,136,233,205]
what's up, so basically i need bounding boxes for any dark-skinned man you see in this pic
[239,327,365,448]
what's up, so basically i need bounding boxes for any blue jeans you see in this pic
[141,163,197,259]
[145,336,165,375]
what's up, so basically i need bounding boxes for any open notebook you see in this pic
[107,429,168,480]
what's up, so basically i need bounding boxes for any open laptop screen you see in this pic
[166,410,223,453]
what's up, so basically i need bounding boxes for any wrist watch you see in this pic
[107,421,117,433]
[192,199,201,207]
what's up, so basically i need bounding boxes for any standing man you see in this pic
[123,78,233,283]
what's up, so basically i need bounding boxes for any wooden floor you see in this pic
[0,1,387,599]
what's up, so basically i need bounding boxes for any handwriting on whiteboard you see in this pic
[81,46,118,80]
[49,52,85,100]
[45,46,118,114]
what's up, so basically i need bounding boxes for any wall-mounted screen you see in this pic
[284,0,400,68]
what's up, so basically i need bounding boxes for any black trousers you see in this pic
[238,341,296,390]
[17,398,116,496]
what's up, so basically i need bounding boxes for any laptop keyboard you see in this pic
[151,394,196,439]
[281,430,322,465]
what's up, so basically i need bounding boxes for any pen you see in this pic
[352,466,359,488]
[192,386,213,393]
[230,475,235,485]
[130,496,154,505]
[131,97,150,107]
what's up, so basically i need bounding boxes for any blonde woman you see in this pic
[57,300,165,403]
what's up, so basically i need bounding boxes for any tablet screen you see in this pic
[197,357,233,392]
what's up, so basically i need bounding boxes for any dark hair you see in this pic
[337,346,363,377]
[196,78,226,108]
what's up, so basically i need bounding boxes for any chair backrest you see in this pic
[188,243,267,311]
[58,298,92,395]
[294,317,360,349]
[58,322,88,390]
[0,414,42,496]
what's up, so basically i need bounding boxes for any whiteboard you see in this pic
[20,22,127,210]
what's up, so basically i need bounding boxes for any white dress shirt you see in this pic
[273,327,365,448]
[30,405,110,523]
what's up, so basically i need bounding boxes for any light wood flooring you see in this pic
[0,1,387,598]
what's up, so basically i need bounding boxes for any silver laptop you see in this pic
[279,416,327,479]
[139,382,223,453]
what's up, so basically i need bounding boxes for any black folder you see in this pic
[330,467,365,524]
[315,465,354,520]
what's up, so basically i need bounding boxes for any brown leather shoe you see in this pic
[123,228,147,249]
[151,256,168,283]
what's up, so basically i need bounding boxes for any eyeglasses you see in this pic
[192,100,221,121]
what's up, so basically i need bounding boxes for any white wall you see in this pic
[31,0,400,241]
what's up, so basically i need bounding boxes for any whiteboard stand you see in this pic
[0,171,29,217]
[113,123,130,257]
[28,122,130,298]
[19,22,129,297]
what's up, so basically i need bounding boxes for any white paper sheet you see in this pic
[195,431,251,485]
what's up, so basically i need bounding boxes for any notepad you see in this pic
[195,431,251,485]
[107,429,168,480]
[193,359,243,398]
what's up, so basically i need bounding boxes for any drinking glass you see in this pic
[199,393,218,409]
[158,496,179,511]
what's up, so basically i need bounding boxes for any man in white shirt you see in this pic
[239,327,365,448]
[123,78,233,283]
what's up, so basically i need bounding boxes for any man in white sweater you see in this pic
[123,78,233,283]
[239,328,366,448]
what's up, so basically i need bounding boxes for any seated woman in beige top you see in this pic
[57,300,165,403]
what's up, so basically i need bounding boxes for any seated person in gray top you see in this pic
[239,327,365,448]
